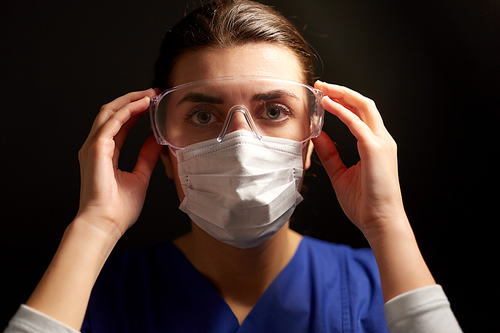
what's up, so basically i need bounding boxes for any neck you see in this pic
[174,222,302,324]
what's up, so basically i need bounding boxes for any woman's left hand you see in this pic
[312,81,437,301]
[312,81,407,238]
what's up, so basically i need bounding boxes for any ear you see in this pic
[160,147,175,179]
[304,140,314,170]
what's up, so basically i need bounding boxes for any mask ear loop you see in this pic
[217,105,263,142]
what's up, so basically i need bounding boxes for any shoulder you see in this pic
[296,236,388,331]
[300,236,382,296]
[300,235,377,269]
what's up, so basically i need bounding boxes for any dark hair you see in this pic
[153,0,315,91]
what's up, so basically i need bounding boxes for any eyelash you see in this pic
[263,102,291,116]
[184,106,218,122]
[183,102,294,125]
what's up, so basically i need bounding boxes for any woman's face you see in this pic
[162,43,313,200]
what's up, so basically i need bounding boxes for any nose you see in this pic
[217,105,262,142]
[227,109,252,132]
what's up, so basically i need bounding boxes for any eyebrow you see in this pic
[177,92,224,106]
[176,89,300,107]
[252,90,300,102]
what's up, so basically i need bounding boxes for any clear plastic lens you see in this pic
[150,76,324,149]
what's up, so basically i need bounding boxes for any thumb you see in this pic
[312,131,347,185]
[132,135,162,184]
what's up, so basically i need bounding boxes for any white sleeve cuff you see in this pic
[4,304,80,333]
[384,284,462,333]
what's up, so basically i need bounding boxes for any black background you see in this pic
[1,0,498,331]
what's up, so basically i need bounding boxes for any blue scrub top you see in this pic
[82,236,388,332]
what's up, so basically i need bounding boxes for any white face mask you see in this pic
[172,130,305,249]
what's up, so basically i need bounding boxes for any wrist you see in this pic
[362,216,436,302]
[26,217,120,329]
[360,210,411,246]
[68,215,121,259]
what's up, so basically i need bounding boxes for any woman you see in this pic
[5,0,461,332]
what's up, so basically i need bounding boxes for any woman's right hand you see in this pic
[25,89,162,329]
[76,89,162,241]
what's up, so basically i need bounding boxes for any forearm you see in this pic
[26,217,118,330]
[364,216,436,302]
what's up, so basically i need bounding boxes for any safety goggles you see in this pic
[149,76,324,150]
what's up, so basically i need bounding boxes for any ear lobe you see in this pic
[304,140,314,170]
[160,147,175,179]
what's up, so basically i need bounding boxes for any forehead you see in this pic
[170,43,304,87]
[170,79,307,107]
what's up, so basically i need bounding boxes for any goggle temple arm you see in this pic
[149,96,167,145]
[311,88,325,138]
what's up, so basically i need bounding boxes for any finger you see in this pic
[312,131,347,185]
[101,96,152,168]
[97,96,151,143]
[105,89,156,112]
[321,96,376,144]
[113,110,146,152]
[90,89,156,137]
[108,112,144,169]
[315,81,385,133]
[132,135,162,184]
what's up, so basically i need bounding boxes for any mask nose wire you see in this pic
[217,105,263,142]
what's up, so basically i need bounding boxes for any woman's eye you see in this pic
[195,111,213,124]
[262,104,290,120]
[187,109,217,125]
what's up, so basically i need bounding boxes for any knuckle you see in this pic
[99,103,110,113]
[94,136,114,152]
[386,133,397,149]
[364,98,376,109]
[81,136,113,158]
[391,138,397,149]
